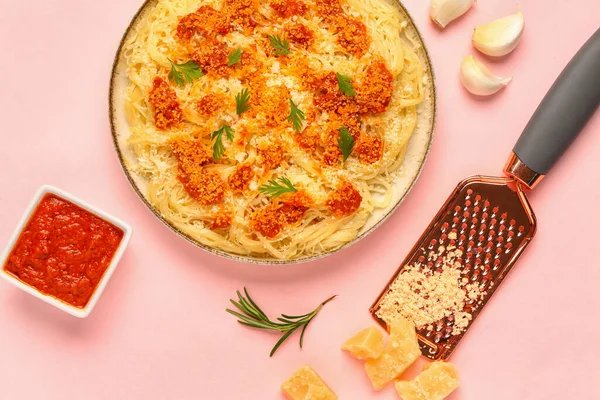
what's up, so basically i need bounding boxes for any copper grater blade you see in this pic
[370,175,536,360]
[369,28,600,361]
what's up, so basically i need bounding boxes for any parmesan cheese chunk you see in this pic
[364,318,420,390]
[395,362,459,400]
[341,326,384,360]
[281,365,338,400]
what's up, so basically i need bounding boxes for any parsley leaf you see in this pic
[228,48,243,66]
[168,58,203,87]
[337,127,355,162]
[235,88,251,115]
[259,177,297,198]
[288,99,306,132]
[269,35,291,56]
[336,72,356,97]
[212,125,235,162]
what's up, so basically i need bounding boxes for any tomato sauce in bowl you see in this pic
[3,193,124,309]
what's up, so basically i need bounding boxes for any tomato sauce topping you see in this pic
[233,50,263,82]
[149,77,183,130]
[223,0,260,30]
[252,85,290,128]
[211,211,233,229]
[176,6,231,41]
[170,137,212,173]
[170,138,225,204]
[197,94,227,116]
[323,145,343,166]
[314,0,344,22]
[250,191,312,238]
[356,135,383,164]
[177,169,226,205]
[332,16,371,58]
[296,124,321,152]
[3,194,124,308]
[228,164,255,193]
[326,181,362,216]
[191,39,229,76]
[257,143,285,171]
[356,60,394,114]
[270,0,308,18]
[286,23,314,48]
[313,72,355,114]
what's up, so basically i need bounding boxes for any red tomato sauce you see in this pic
[3,194,124,308]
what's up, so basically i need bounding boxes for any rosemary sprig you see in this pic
[269,35,291,56]
[259,177,297,198]
[235,88,251,115]
[212,125,235,161]
[168,58,203,87]
[226,288,337,357]
[336,72,356,97]
[288,99,306,132]
[228,48,243,66]
[338,126,355,162]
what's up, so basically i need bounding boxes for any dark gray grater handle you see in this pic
[513,27,600,175]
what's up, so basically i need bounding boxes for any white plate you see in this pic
[109,0,436,264]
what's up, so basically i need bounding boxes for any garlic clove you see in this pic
[460,55,512,96]
[472,10,524,57]
[430,0,475,29]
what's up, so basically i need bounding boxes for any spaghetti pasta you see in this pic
[121,0,426,260]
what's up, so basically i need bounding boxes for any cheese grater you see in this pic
[370,28,600,361]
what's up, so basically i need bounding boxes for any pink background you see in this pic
[0,0,598,399]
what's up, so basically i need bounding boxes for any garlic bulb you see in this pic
[460,55,512,96]
[430,0,475,28]
[472,10,524,57]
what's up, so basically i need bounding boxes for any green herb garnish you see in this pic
[226,288,337,357]
[287,99,306,132]
[336,72,356,97]
[259,177,297,198]
[211,125,235,162]
[168,58,203,87]
[228,48,243,66]
[269,35,291,56]
[235,88,251,115]
[338,127,355,162]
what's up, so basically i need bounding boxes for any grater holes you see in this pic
[443,326,453,339]
[461,223,468,234]
[479,223,487,236]
[493,259,501,270]
[441,222,449,232]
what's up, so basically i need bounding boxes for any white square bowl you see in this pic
[0,185,133,318]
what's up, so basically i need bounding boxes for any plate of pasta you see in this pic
[110,0,435,263]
